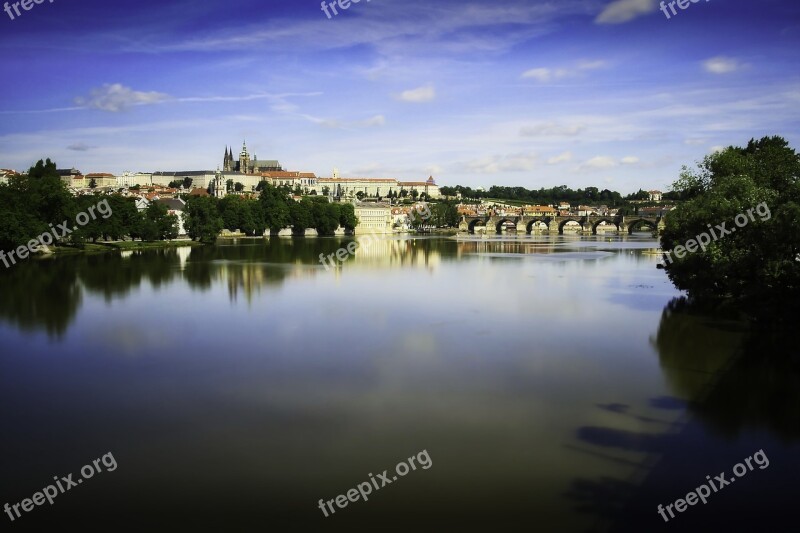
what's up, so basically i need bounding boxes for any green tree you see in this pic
[89,178,97,189]
[0,159,77,250]
[289,198,314,236]
[660,136,800,311]
[259,184,291,234]
[432,202,459,228]
[183,177,193,190]
[105,196,139,240]
[139,202,178,241]
[235,182,245,193]
[310,197,341,236]
[338,203,358,232]
[184,196,223,243]
[219,195,246,231]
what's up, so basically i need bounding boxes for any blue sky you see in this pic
[0,0,798,193]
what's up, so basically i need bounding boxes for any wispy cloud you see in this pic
[520,122,586,137]
[578,156,617,171]
[360,115,386,127]
[547,151,573,165]
[703,57,745,74]
[74,84,169,112]
[396,85,436,103]
[521,60,607,83]
[595,0,656,24]
[67,143,92,152]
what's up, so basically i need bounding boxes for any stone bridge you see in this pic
[459,215,665,235]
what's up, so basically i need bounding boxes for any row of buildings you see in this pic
[48,142,442,200]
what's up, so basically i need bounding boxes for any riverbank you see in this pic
[49,240,202,256]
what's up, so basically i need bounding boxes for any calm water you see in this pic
[1,235,797,532]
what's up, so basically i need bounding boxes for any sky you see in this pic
[0,0,798,193]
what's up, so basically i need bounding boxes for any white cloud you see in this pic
[595,0,656,24]
[521,60,607,83]
[521,68,561,82]
[547,151,573,165]
[578,156,617,171]
[397,85,436,103]
[360,115,386,127]
[520,122,586,137]
[703,57,743,74]
[709,145,726,154]
[621,156,639,164]
[74,84,168,112]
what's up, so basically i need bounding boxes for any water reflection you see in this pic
[0,235,660,336]
[569,297,800,532]
[653,297,800,441]
[1,236,796,531]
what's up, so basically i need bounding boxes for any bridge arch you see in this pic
[525,218,551,234]
[467,218,487,234]
[590,218,620,235]
[558,218,585,234]
[494,218,518,234]
[623,218,658,234]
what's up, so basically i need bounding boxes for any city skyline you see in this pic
[1,0,798,193]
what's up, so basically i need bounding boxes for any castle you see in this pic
[222,142,282,174]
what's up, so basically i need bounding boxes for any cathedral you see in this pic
[223,142,283,174]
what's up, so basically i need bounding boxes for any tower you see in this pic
[239,141,250,175]
[223,147,234,172]
[213,167,226,198]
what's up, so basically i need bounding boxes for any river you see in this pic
[0,235,796,532]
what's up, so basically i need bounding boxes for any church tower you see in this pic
[224,147,235,172]
[239,141,251,175]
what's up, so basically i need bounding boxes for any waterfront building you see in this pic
[354,202,393,234]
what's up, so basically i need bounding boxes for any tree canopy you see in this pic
[660,136,800,312]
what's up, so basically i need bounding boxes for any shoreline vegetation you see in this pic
[47,240,202,256]
[659,135,800,323]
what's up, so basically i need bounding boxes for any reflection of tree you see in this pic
[564,298,800,532]
[0,238,462,335]
[0,259,82,338]
[653,297,800,441]
[76,250,181,300]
